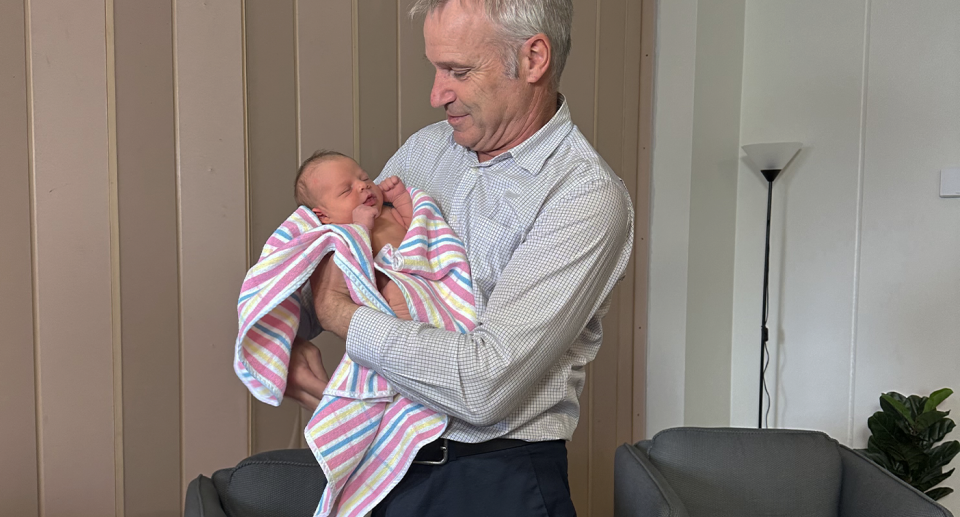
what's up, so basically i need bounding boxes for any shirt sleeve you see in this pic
[346,178,634,427]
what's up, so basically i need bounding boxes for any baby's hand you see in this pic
[380,176,407,203]
[352,204,378,230]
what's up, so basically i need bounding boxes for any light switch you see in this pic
[941,168,960,198]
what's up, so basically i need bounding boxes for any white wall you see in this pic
[648,0,960,510]
[684,0,745,428]
[646,0,698,434]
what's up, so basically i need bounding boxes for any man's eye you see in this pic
[452,69,468,79]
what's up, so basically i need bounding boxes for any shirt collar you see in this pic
[451,94,574,175]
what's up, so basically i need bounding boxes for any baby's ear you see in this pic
[312,207,330,224]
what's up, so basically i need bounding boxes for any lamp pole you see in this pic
[742,141,801,430]
[759,169,781,429]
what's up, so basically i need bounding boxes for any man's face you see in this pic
[424,1,532,156]
[304,156,383,225]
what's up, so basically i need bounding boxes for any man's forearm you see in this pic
[309,255,362,339]
[315,294,359,339]
[346,180,634,426]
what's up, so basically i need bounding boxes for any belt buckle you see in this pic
[412,438,449,466]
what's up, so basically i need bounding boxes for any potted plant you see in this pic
[861,388,959,501]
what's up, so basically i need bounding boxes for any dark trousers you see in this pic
[372,440,577,517]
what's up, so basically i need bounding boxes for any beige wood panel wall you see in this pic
[358,0,401,173]
[29,0,119,515]
[114,1,182,515]
[296,0,359,447]
[0,1,38,515]
[398,0,445,141]
[8,0,255,514]
[175,0,249,495]
[559,0,647,513]
[3,0,651,515]
[244,0,306,453]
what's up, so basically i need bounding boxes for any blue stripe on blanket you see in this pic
[254,322,291,348]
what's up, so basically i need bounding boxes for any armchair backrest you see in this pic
[646,427,843,517]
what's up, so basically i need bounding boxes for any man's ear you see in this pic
[520,33,551,85]
[312,207,331,224]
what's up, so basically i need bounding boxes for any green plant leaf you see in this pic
[896,442,927,472]
[927,441,960,471]
[887,391,908,404]
[869,412,908,452]
[925,487,954,501]
[866,436,884,454]
[915,469,953,492]
[881,393,916,425]
[915,411,950,432]
[924,388,953,413]
[922,419,957,445]
[907,395,928,419]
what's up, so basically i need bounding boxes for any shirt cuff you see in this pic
[345,306,400,370]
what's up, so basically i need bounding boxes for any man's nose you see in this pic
[430,72,455,108]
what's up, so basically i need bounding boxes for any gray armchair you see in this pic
[184,448,324,517]
[614,427,953,517]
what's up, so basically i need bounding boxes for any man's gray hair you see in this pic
[411,0,573,90]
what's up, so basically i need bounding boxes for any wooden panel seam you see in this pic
[104,0,125,515]
[24,0,44,513]
[352,0,360,158]
[170,0,186,506]
[588,0,603,510]
[241,0,253,458]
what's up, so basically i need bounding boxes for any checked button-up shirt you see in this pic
[332,97,634,443]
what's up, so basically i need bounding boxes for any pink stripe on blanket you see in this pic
[338,403,446,512]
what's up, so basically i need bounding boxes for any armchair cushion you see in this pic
[210,448,325,517]
[646,428,842,517]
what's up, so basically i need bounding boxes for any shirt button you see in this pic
[449,215,457,224]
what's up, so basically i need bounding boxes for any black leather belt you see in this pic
[412,438,528,466]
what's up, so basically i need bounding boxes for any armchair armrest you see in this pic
[838,445,953,517]
[614,442,689,517]
[184,475,229,517]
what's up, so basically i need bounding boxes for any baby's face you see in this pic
[304,156,383,224]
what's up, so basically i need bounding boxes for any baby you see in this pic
[294,150,412,320]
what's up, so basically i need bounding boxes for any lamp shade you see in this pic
[742,142,802,172]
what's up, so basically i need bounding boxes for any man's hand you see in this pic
[309,255,360,339]
[285,337,329,410]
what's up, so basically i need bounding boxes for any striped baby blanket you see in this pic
[234,188,476,517]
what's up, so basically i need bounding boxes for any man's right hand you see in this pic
[285,336,329,410]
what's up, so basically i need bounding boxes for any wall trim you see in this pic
[632,0,656,443]
[24,0,44,513]
[104,0,125,514]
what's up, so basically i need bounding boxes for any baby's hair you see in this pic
[294,149,351,207]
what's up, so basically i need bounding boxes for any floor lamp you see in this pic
[742,142,802,429]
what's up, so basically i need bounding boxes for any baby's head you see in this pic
[295,150,384,224]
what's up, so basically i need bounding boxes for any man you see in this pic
[288,0,634,514]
